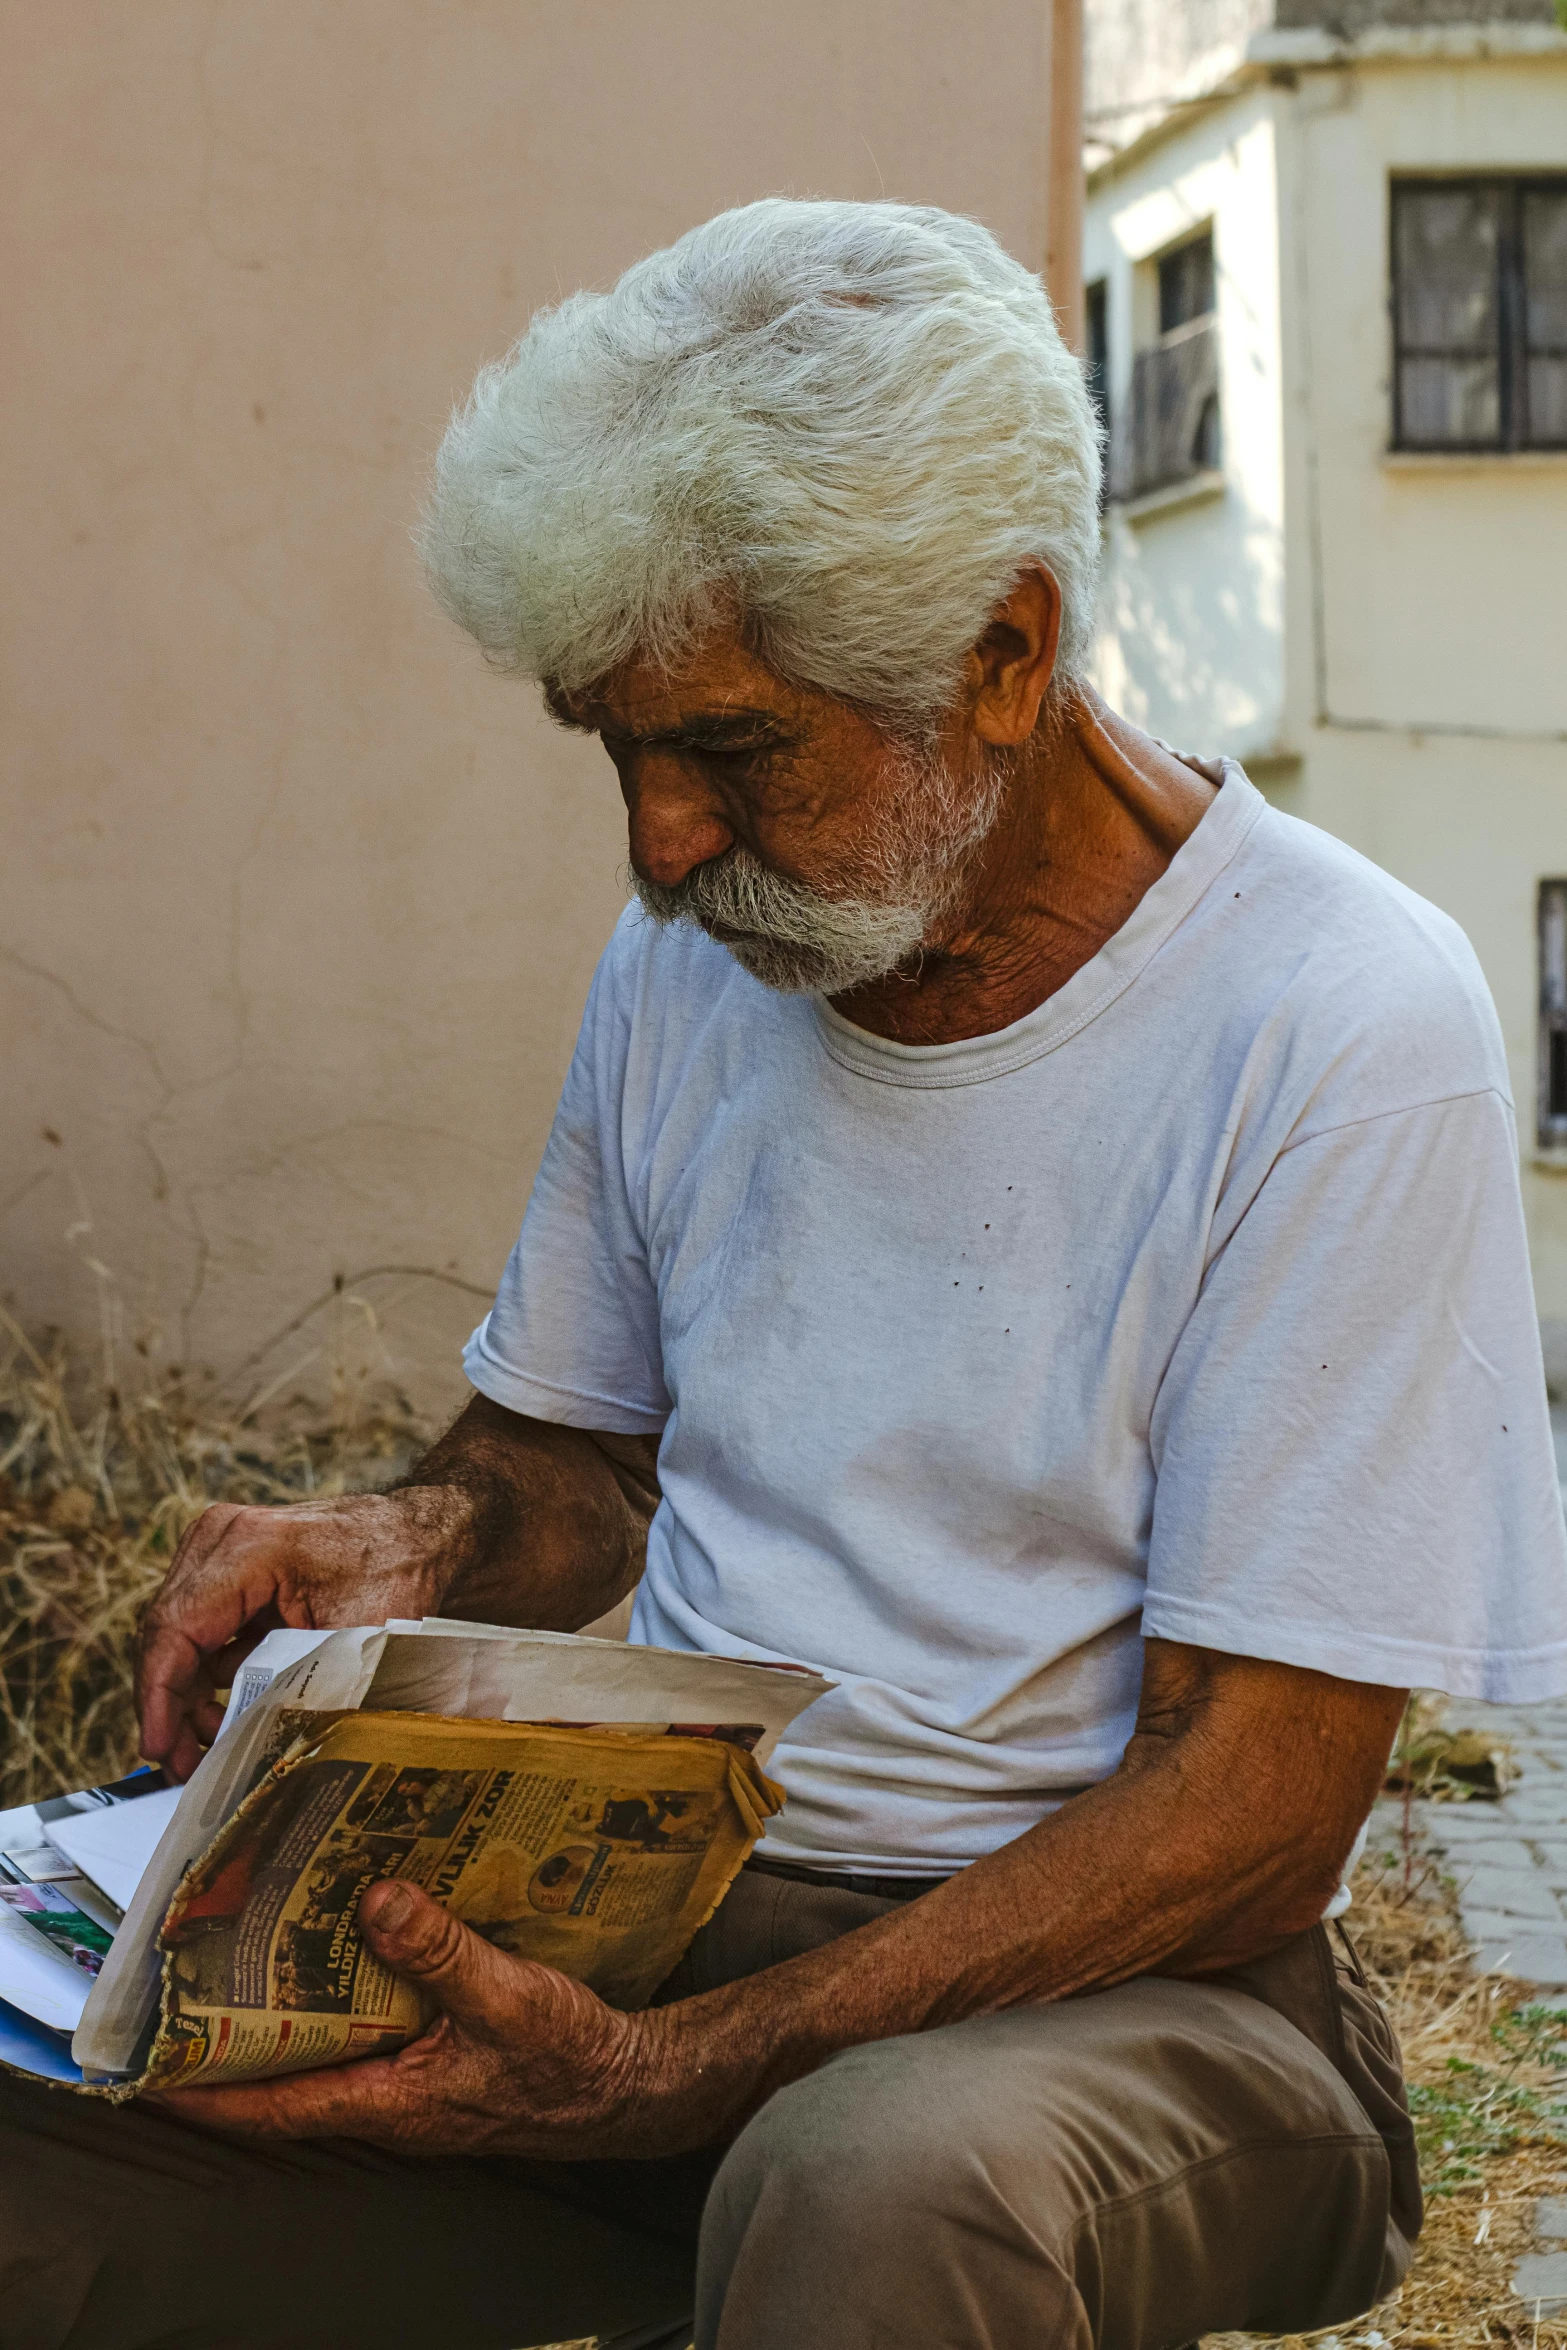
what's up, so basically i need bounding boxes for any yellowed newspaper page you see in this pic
[74,1626,393,2080]
[144,1714,782,2088]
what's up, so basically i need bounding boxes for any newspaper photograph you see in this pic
[0,1884,113,1979]
[144,1711,783,2088]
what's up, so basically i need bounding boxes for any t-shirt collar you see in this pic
[813,759,1266,1090]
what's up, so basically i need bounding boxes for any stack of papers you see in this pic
[40,1787,183,1913]
[0,1769,180,2081]
[0,1632,334,2082]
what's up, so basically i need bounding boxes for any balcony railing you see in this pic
[1112,318,1221,501]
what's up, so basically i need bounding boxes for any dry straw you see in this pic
[0,1309,422,1809]
[1215,1803,1567,2349]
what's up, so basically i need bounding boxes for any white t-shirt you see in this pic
[466,765,1567,1875]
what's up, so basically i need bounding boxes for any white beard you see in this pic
[631,744,1009,996]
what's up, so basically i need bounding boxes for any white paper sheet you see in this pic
[217,1627,334,1735]
[364,1627,830,1768]
[0,1796,97,1886]
[43,1786,184,1913]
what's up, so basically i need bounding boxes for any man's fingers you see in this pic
[359,1881,520,2024]
[202,1619,284,1690]
[138,1617,251,1774]
[136,1514,300,1762]
[144,2051,412,2143]
[157,1719,209,1785]
[136,1626,215,1770]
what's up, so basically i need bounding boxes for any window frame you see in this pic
[1085,277,1110,505]
[1390,173,1567,456]
[1106,226,1223,504]
[1538,879,1567,1153]
[1157,231,1215,339]
[1085,277,1109,432]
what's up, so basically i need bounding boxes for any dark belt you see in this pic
[745,1853,954,1905]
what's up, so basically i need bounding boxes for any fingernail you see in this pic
[364,1880,412,1934]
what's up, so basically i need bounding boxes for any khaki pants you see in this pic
[0,1864,1419,2350]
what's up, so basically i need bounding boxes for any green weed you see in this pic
[1408,2003,1567,2192]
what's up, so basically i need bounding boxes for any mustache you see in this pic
[631,845,929,995]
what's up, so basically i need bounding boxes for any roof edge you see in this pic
[1086,69,1259,187]
[1086,19,1567,190]
[1249,21,1567,67]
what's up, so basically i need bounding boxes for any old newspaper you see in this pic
[70,1624,830,2089]
[142,1709,782,2087]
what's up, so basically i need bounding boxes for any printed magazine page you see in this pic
[73,1628,394,2079]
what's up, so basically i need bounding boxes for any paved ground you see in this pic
[1416,1703,1567,1987]
[1400,1407,1567,1987]
[1419,1717,1567,2322]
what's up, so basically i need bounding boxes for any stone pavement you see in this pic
[1411,1409,1567,1987]
[1514,2198,1567,2317]
[1416,1703,1567,1988]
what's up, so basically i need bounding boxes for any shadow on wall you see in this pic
[1091,484,1285,761]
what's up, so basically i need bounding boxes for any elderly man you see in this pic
[4,198,1566,2350]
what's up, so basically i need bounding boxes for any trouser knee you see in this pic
[694,2043,1087,2350]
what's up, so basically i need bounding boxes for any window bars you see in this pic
[1393,179,1567,453]
[1538,880,1567,1152]
[1114,231,1220,501]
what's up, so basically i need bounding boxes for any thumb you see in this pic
[358,1879,515,2024]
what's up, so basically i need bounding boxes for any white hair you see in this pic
[421,198,1101,728]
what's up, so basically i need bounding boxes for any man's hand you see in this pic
[137,1396,663,1781]
[143,1880,663,2157]
[142,1645,1407,2167]
[137,1489,472,1781]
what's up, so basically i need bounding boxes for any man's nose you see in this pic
[625,767,735,888]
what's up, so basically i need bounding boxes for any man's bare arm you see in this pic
[631,1641,1404,2146]
[153,1640,1407,2159]
[137,1395,659,1779]
[405,1398,660,1625]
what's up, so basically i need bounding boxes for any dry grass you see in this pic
[0,1312,424,1808]
[5,1329,1566,2347]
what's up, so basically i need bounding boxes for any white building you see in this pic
[1082,0,1567,1347]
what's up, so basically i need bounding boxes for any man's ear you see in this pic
[967,565,1063,748]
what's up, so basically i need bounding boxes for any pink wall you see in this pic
[2,1,1054,1411]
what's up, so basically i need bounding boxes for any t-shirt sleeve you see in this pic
[463,930,672,1435]
[1145,1086,1567,1700]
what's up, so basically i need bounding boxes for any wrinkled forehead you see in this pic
[548,635,820,747]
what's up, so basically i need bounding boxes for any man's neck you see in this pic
[828,691,1221,1047]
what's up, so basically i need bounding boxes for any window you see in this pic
[1085,278,1109,501]
[1392,178,1567,452]
[1159,234,1215,336]
[1117,230,1220,498]
[1085,279,1109,433]
[1540,881,1567,1150]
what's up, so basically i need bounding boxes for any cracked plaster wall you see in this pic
[1,0,1058,1418]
